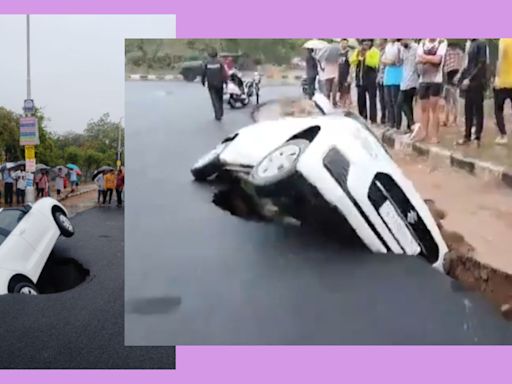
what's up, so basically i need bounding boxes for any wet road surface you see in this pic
[125,80,512,345]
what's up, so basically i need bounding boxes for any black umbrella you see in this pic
[92,166,114,181]
[0,162,16,172]
[35,164,50,173]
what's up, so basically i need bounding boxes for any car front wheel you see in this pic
[54,210,75,238]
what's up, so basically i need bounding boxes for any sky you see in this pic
[0,15,175,133]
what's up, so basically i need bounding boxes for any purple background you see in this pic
[1,0,511,383]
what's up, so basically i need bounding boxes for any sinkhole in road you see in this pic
[35,256,90,294]
[211,181,512,321]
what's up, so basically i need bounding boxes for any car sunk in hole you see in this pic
[0,197,75,295]
[191,93,449,272]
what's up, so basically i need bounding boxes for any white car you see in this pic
[0,197,75,295]
[191,95,449,272]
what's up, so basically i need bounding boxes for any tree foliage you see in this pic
[0,107,124,180]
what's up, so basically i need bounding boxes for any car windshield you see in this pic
[0,209,26,246]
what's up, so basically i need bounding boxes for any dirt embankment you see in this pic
[427,200,512,321]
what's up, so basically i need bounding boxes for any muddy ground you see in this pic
[394,151,512,320]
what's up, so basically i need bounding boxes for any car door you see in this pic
[10,209,58,275]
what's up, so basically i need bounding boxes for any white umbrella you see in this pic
[303,39,329,50]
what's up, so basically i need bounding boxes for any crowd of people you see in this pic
[94,168,125,208]
[305,38,512,147]
[0,165,125,208]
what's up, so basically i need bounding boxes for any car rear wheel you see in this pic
[53,209,74,238]
[9,276,39,295]
[191,142,228,181]
[249,138,309,196]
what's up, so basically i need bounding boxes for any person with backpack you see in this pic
[456,39,488,147]
[413,38,448,144]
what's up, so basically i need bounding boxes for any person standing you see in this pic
[414,38,448,144]
[103,170,116,205]
[337,39,352,108]
[381,39,404,129]
[13,168,26,205]
[69,169,78,193]
[442,42,464,127]
[38,170,49,198]
[55,169,65,200]
[494,38,512,145]
[3,169,14,206]
[350,39,380,123]
[201,47,228,121]
[318,55,339,106]
[305,48,318,99]
[115,169,125,208]
[376,39,388,125]
[95,171,105,205]
[456,39,488,147]
[397,39,419,131]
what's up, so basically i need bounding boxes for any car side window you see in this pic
[0,209,26,234]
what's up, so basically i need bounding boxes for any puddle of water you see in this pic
[127,296,182,315]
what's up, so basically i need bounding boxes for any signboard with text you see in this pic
[25,145,35,160]
[19,117,40,146]
[26,159,36,173]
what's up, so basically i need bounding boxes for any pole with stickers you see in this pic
[20,15,37,204]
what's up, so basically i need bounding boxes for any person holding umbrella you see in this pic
[12,166,27,205]
[95,170,105,205]
[55,167,66,200]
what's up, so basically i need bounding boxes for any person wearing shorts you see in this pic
[415,38,448,144]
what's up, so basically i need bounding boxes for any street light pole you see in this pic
[117,117,123,169]
[24,14,35,204]
[26,15,31,100]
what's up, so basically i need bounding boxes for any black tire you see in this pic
[249,138,310,197]
[228,96,237,109]
[53,209,74,238]
[182,72,197,82]
[190,143,227,181]
[9,276,39,295]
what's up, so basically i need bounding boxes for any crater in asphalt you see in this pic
[36,256,90,294]
[126,296,182,315]
[212,183,267,222]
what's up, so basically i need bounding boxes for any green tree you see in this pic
[0,107,22,162]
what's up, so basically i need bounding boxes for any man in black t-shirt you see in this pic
[456,39,488,146]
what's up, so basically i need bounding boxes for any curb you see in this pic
[60,186,97,202]
[372,127,512,190]
[126,73,302,86]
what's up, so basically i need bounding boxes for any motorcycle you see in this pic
[225,71,262,108]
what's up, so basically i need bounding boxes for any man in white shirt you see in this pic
[414,38,448,144]
[13,168,27,205]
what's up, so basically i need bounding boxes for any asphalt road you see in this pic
[125,80,512,345]
[0,207,175,369]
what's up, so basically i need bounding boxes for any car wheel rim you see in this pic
[58,214,73,232]
[20,286,37,295]
[194,144,225,168]
[256,144,301,178]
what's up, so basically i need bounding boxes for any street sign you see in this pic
[26,173,34,188]
[25,145,35,160]
[26,159,36,173]
[19,116,40,146]
[23,99,35,115]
